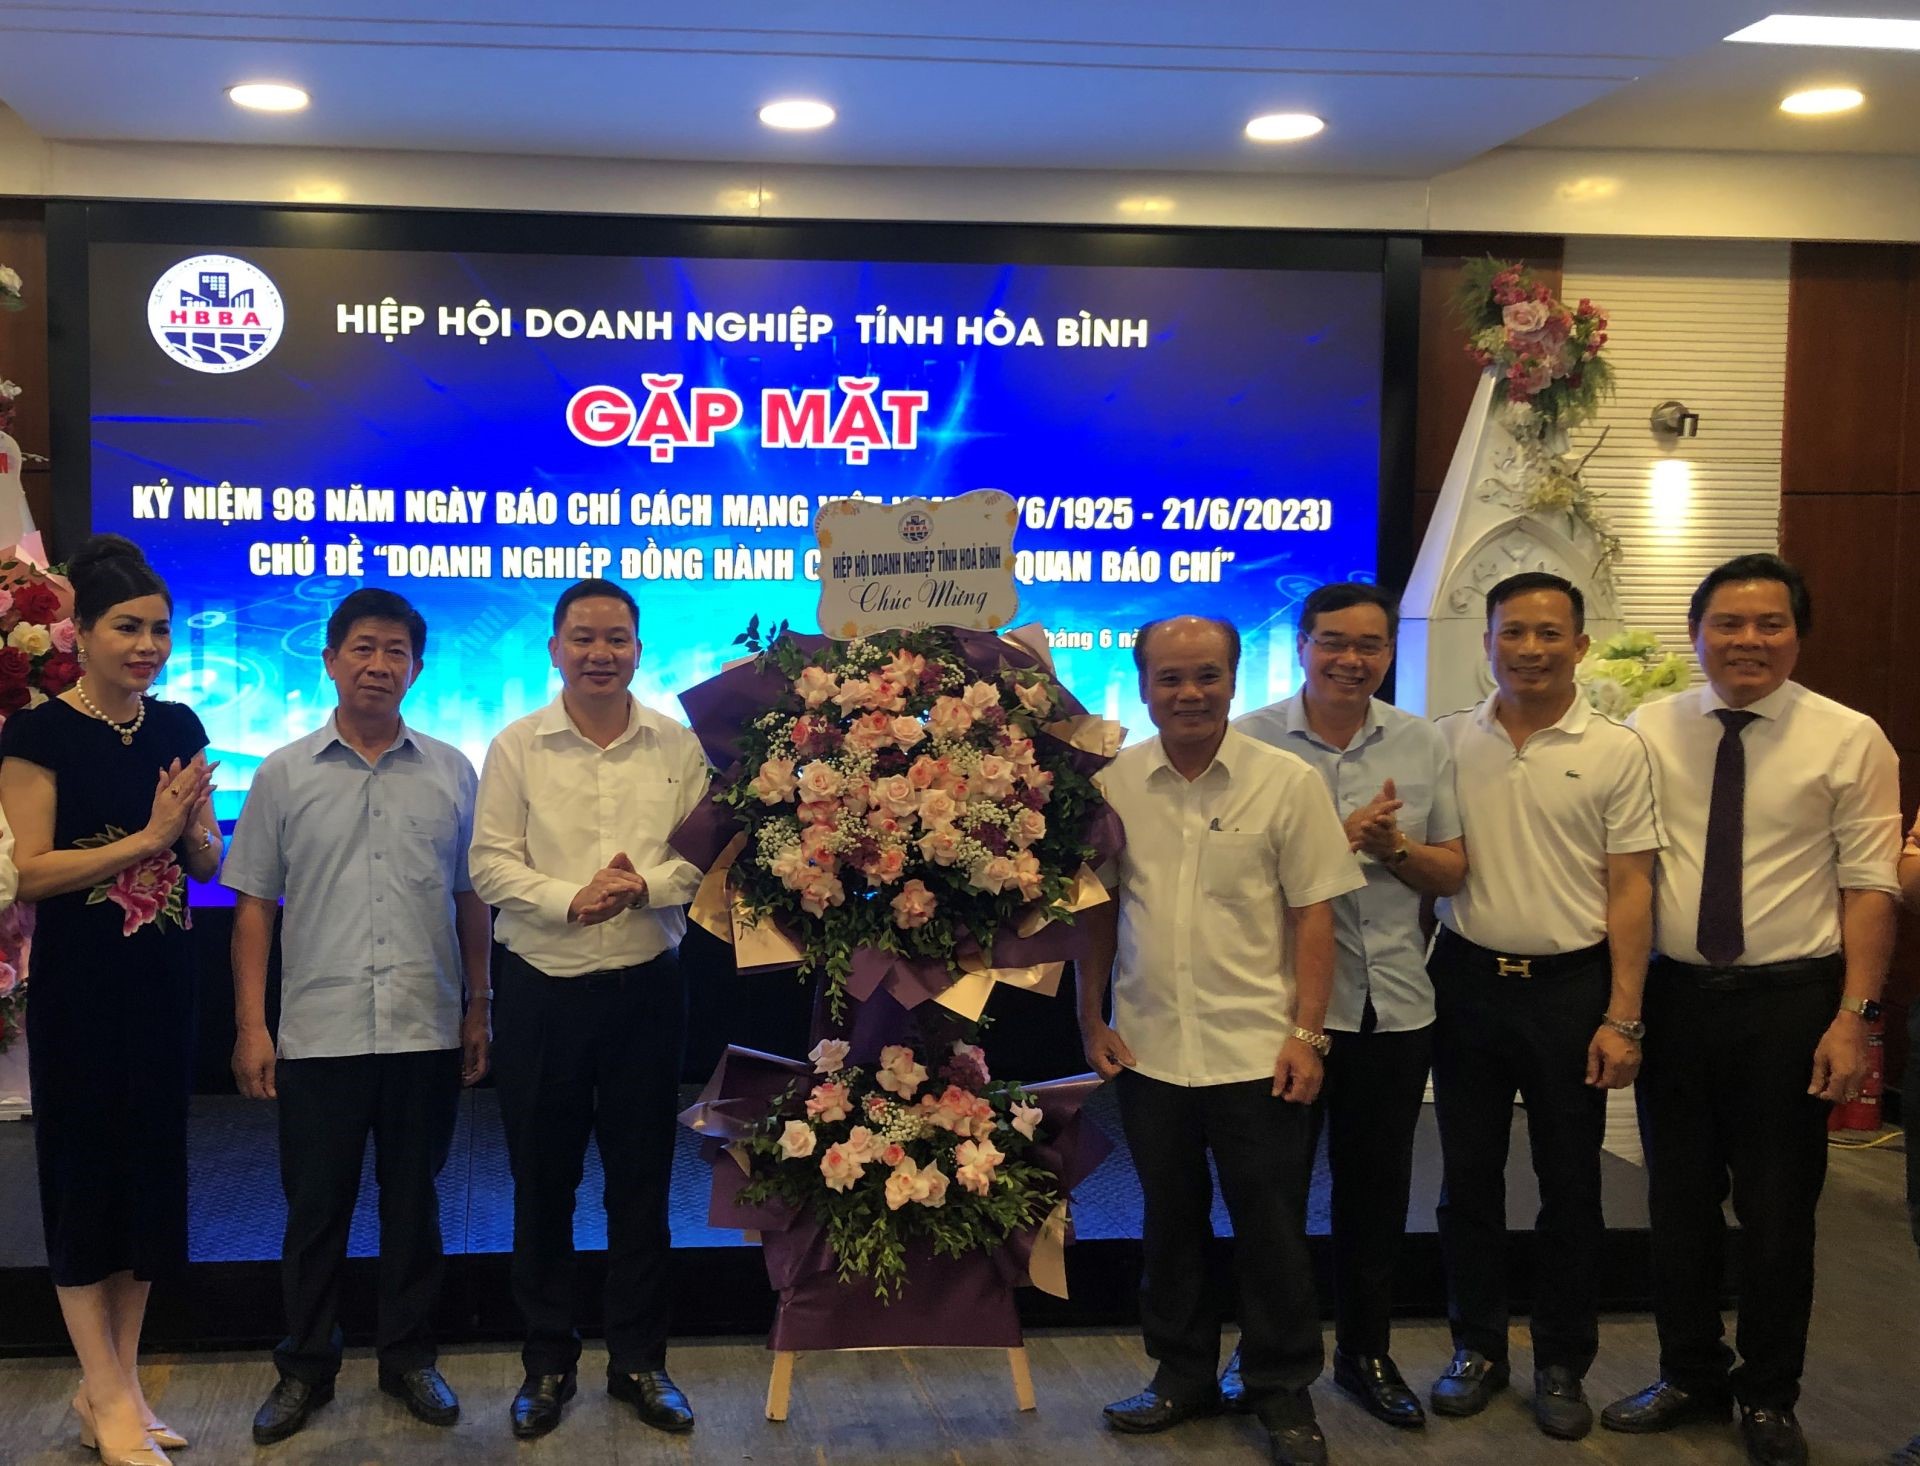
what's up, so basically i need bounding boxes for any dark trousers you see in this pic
[1429,930,1609,1374]
[492,948,685,1379]
[1637,957,1840,1409]
[274,1047,462,1384]
[1116,1069,1323,1424]
[1306,1016,1433,1357]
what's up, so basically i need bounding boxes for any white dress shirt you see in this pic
[1631,681,1900,965]
[470,694,710,978]
[1099,728,1365,1087]
[1438,692,1662,956]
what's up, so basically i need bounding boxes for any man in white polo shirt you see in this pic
[1079,613,1363,1466]
[1428,571,1659,1442]
[1604,554,1898,1466]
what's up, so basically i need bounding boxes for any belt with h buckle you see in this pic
[1438,927,1609,980]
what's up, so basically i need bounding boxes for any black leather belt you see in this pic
[1653,953,1843,992]
[1434,926,1608,980]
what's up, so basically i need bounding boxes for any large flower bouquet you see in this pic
[1455,258,1613,430]
[0,559,77,1056]
[687,625,1117,1019]
[1578,628,1690,718]
[733,1034,1059,1299]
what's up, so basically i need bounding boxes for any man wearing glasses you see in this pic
[1235,582,1467,1433]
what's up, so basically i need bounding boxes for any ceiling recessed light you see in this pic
[1729,14,1920,50]
[1245,112,1324,143]
[1779,86,1865,115]
[228,82,309,112]
[759,99,835,131]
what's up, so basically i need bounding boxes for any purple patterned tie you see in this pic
[1696,708,1760,966]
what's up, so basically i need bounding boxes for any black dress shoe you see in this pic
[1429,1349,1510,1418]
[509,1372,576,1440]
[1220,1345,1251,1413]
[1333,1349,1424,1429]
[1102,1388,1221,1434]
[1532,1366,1593,1440]
[1602,1378,1734,1433]
[252,1375,335,1446]
[1267,1419,1329,1466]
[1741,1407,1810,1466]
[608,1370,695,1434]
[1890,1430,1920,1465]
[378,1365,459,1427]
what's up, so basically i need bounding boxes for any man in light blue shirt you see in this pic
[1234,581,1466,1431]
[225,589,490,1445]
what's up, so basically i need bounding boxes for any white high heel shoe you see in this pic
[73,1392,173,1466]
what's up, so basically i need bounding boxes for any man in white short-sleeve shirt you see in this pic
[469,579,709,1443]
[1079,614,1363,1466]
[1427,572,1660,1443]
[1604,555,1898,1466]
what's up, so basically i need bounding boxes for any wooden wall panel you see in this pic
[0,200,49,540]
[1784,243,1916,495]
[1780,494,1900,727]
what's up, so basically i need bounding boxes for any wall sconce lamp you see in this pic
[1650,400,1700,438]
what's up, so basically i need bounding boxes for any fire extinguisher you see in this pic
[1828,1015,1885,1131]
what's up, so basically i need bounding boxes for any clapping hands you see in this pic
[568,850,650,925]
[1345,778,1404,859]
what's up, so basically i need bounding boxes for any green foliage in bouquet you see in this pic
[1578,629,1691,718]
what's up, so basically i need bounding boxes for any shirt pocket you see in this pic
[400,811,459,886]
[1389,774,1434,843]
[1199,831,1270,904]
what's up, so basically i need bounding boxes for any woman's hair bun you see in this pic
[66,533,170,626]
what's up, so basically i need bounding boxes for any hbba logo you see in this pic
[898,509,933,544]
[147,255,285,373]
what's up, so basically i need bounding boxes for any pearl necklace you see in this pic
[74,681,146,745]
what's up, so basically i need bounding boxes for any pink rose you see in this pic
[873,775,919,818]
[917,825,964,867]
[960,681,1001,717]
[806,1081,852,1123]
[797,761,846,802]
[889,716,926,752]
[881,1141,906,1166]
[832,677,877,714]
[865,845,907,887]
[928,697,974,741]
[974,755,1016,800]
[48,618,77,654]
[819,1144,865,1193]
[864,807,904,839]
[844,710,895,754]
[768,845,807,887]
[917,788,958,826]
[1010,850,1044,901]
[906,755,939,790]
[864,1093,892,1122]
[0,961,16,998]
[890,878,938,928]
[796,799,838,828]
[795,665,838,708]
[883,1156,926,1211]
[969,854,1016,895]
[0,589,11,618]
[778,1119,818,1159]
[954,1138,1005,1196]
[1502,299,1551,334]
[1015,680,1054,717]
[865,673,906,713]
[751,756,800,804]
[798,870,845,916]
[841,775,873,815]
[884,650,927,686]
[1012,808,1047,848]
[876,1044,929,1099]
[918,1163,950,1208]
[843,1126,883,1164]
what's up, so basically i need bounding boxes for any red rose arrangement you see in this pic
[0,557,78,1053]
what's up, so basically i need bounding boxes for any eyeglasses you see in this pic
[1304,634,1391,658]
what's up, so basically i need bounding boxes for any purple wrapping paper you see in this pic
[680,1047,1114,1352]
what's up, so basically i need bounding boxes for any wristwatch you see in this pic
[1838,996,1883,1022]
[1291,1025,1332,1057]
[1384,833,1411,868]
[1602,1015,1646,1042]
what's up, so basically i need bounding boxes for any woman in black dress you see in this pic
[0,535,220,1466]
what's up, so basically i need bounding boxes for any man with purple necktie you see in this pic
[1607,554,1900,1466]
